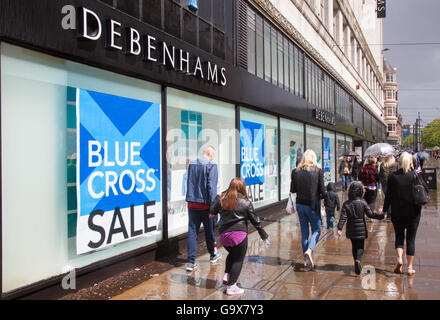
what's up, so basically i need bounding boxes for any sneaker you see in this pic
[223,273,230,285]
[304,251,314,270]
[226,283,244,296]
[210,252,222,264]
[354,260,362,275]
[186,263,198,272]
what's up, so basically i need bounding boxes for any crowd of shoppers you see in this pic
[184,145,429,296]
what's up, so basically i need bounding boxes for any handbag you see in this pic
[286,193,297,214]
[412,171,429,206]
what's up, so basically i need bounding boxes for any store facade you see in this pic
[0,0,386,298]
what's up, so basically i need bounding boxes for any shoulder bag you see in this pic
[412,171,429,206]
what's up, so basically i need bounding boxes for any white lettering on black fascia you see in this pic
[76,7,226,86]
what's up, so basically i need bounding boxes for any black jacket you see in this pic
[337,182,384,240]
[210,194,268,240]
[383,169,428,226]
[324,182,340,210]
[290,166,325,212]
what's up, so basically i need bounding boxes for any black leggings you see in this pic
[393,222,419,256]
[350,239,365,261]
[224,237,248,286]
[364,189,377,212]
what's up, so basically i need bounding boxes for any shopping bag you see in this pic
[286,193,297,214]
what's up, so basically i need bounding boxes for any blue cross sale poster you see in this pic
[76,89,162,254]
[240,120,265,186]
[323,137,331,173]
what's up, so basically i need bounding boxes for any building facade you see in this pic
[383,58,401,145]
[0,0,386,298]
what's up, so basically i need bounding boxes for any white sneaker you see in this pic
[186,263,199,272]
[304,251,314,270]
[223,273,230,285]
[226,283,244,296]
[210,252,222,264]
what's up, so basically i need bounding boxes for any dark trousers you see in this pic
[325,208,335,228]
[350,239,365,261]
[364,188,377,212]
[187,209,215,264]
[224,237,248,286]
[393,221,420,256]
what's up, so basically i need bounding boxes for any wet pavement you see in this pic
[112,185,440,300]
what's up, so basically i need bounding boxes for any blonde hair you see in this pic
[367,157,377,165]
[399,152,413,173]
[297,149,319,170]
[383,154,396,168]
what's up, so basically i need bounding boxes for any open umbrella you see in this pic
[417,151,430,160]
[432,146,440,151]
[343,151,360,157]
[364,143,395,159]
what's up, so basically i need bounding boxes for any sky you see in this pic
[383,0,440,127]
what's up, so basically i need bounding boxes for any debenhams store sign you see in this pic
[62,6,227,86]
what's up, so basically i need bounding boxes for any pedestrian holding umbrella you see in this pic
[364,143,395,159]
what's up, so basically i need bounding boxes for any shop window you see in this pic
[306,125,322,169]
[167,88,236,238]
[336,134,346,179]
[280,119,304,199]
[323,130,336,185]
[240,108,279,208]
[1,43,163,293]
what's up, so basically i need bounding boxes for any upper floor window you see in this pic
[386,90,395,100]
[386,73,395,82]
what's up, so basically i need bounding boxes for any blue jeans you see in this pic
[342,175,349,190]
[296,203,322,254]
[188,209,216,264]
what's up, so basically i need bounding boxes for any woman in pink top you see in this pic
[210,178,270,296]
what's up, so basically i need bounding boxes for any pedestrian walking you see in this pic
[379,154,399,219]
[351,156,361,181]
[290,150,326,270]
[382,152,429,276]
[339,157,352,191]
[185,146,222,272]
[337,182,385,275]
[210,178,269,296]
[324,182,340,229]
[359,157,379,212]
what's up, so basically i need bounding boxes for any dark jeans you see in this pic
[187,209,216,264]
[364,188,377,212]
[224,237,248,286]
[325,208,335,228]
[393,221,420,256]
[350,239,365,261]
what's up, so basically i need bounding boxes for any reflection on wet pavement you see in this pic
[113,188,440,300]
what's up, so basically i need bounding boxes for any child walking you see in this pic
[337,182,385,274]
[210,178,270,296]
[324,182,340,229]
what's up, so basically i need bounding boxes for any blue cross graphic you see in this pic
[78,89,161,216]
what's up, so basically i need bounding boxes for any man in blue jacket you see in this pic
[185,146,222,271]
